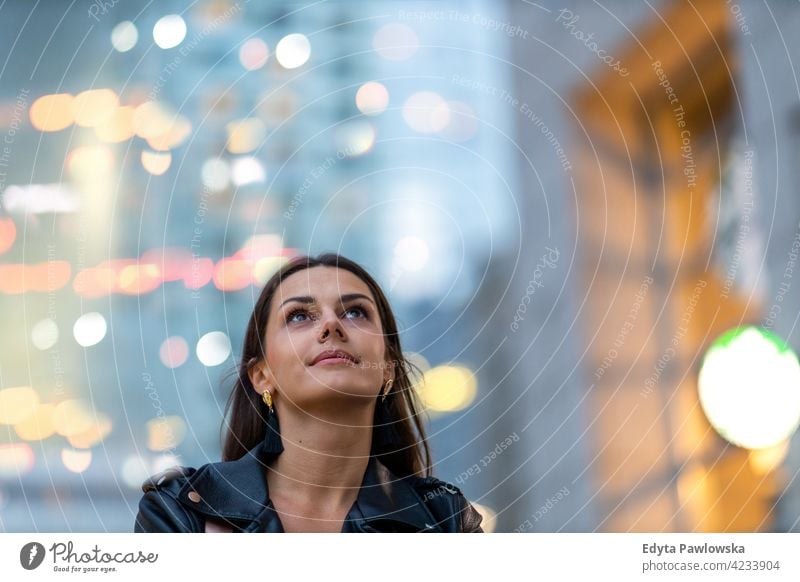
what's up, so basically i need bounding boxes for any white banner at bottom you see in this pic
[1,533,798,581]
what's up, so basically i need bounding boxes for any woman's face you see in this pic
[257,266,393,413]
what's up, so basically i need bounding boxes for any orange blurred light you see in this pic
[141,150,172,175]
[145,115,191,150]
[133,101,174,139]
[233,234,283,261]
[117,263,162,295]
[140,247,193,282]
[0,218,17,254]
[183,257,214,289]
[14,403,56,441]
[67,413,112,448]
[72,89,119,127]
[213,258,253,291]
[0,264,25,293]
[94,105,136,143]
[67,145,114,180]
[0,262,70,294]
[29,93,74,132]
[226,118,266,154]
[32,261,71,292]
[72,266,117,298]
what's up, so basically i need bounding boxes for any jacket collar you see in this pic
[177,439,441,532]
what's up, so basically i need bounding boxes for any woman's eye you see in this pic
[286,308,310,323]
[345,305,367,319]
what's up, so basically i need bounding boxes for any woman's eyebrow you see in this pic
[278,293,375,308]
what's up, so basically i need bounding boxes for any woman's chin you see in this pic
[303,379,380,402]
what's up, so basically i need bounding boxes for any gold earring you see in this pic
[262,390,273,412]
[381,379,394,402]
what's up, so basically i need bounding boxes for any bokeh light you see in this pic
[699,326,800,450]
[31,318,59,350]
[141,150,172,175]
[153,14,187,49]
[67,413,112,448]
[61,448,92,473]
[334,121,376,157]
[201,158,231,191]
[0,217,17,254]
[196,331,231,366]
[402,91,450,133]
[94,105,136,143]
[355,81,389,116]
[14,403,56,441]
[111,21,138,52]
[159,336,189,368]
[239,38,269,70]
[394,236,430,271]
[417,365,478,413]
[53,399,96,437]
[0,443,35,477]
[226,117,266,154]
[67,145,114,180]
[231,156,266,186]
[275,33,311,69]
[72,89,119,127]
[146,416,187,451]
[0,386,39,425]
[72,312,107,347]
[29,93,74,132]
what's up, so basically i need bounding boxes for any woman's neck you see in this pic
[265,403,374,513]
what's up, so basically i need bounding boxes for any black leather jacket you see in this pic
[134,439,484,533]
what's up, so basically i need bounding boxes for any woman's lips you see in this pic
[314,356,357,366]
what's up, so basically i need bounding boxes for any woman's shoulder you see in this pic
[141,465,197,494]
[408,475,484,533]
[134,464,202,533]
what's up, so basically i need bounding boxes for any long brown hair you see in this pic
[220,253,432,478]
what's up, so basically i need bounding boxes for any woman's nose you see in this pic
[318,310,346,340]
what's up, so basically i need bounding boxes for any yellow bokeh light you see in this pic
[53,399,95,437]
[676,462,717,529]
[253,256,288,284]
[29,93,74,132]
[72,89,119,127]
[67,145,114,180]
[61,448,92,473]
[0,386,39,425]
[146,115,191,150]
[147,416,187,452]
[749,440,790,475]
[94,105,136,143]
[117,263,161,295]
[418,365,477,412]
[226,118,266,154]
[141,150,172,175]
[14,403,56,441]
[133,101,175,139]
[67,413,112,448]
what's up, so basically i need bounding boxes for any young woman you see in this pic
[134,253,484,533]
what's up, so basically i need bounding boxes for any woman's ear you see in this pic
[248,358,276,398]
[383,358,397,385]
